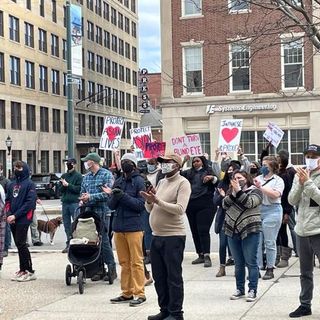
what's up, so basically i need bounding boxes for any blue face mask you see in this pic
[147,164,157,173]
[260,166,270,177]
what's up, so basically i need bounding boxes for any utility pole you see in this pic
[66,0,74,158]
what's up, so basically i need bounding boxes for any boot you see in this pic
[192,254,204,265]
[262,268,274,280]
[216,265,226,277]
[277,246,292,268]
[106,264,117,284]
[275,246,281,266]
[204,254,212,268]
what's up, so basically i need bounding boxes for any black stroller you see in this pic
[65,206,111,294]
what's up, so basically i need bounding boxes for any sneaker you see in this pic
[204,255,212,268]
[192,254,204,264]
[11,270,24,281]
[289,305,312,318]
[262,268,274,280]
[226,258,235,266]
[110,295,133,304]
[230,289,245,300]
[129,297,146,307]
[91,273,103,281]
[17,271,37,282]
[33,241,43,246]
[62,247,69,253]
[246,290,257,302]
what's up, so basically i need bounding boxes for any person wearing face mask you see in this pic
[5,161,37,282]
[287,144,320,318]
[140,154,191,320]
[181,156,218,267]
[60,158,83,253]
[79,152,117,283]
[105,153,147,307]
[223,170,263,302]
[253,156,284,280]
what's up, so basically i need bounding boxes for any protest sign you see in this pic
[130,126,153,159]
[144,142,166,159]
[171,134,203,157]
[218,119,243,152]
[99,116,124,150]
[263,122,284,148]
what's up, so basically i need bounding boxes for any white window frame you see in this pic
[229,41,251,93]
[228,0,250,14]
[182,41,204,96]
[281,33,305,90]
[181,0,202,18]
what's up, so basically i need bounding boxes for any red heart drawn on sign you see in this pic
[222,128,239,143]
[106,126,121,142]
[133,134,152,151]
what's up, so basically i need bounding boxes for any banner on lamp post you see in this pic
[70,4,82,76]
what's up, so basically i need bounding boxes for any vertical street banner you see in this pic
[171,134,203,157]
[263,122,284,148]
[130,126,153,159]
[70,4,82,76]
[144,142,166,159]
[99,116,124,150]
[218,119,243,152]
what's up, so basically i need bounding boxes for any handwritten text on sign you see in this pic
[99,116,124,150]
[171,134,203,156]
[144,142,166,159]
[263,122,284,148]
[218,119,243,152]
[130,126,153,159]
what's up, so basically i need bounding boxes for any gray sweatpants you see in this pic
[297,234,320,308]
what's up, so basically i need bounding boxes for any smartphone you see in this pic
[144,180,152,189]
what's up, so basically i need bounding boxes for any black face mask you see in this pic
[227,172,233,179]
[14,169,23,177]
[249,167,258,175]
[67,163,74,171]
[122,162,134,174]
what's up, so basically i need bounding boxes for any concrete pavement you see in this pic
[1,252,319,320]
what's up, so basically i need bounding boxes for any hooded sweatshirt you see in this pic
[5,162,37,224]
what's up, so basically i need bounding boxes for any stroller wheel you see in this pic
[78,270,84,294]
[65,265,72,286]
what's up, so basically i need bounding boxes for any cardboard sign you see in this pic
[218,119,243,152]
[130,126,153,159]
[99,116,124,150]
[144,142,166,159]
[263,122,284,148]
[171,134,203,156]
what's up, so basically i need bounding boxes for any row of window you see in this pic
[183,38,304,94]
[79,0,136,15]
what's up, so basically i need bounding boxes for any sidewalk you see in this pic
[0,252,319,320]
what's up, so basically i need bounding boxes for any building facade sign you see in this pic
[206,104,278,114]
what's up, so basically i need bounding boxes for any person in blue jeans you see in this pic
[60,158,83,253]
[223,170,263,302]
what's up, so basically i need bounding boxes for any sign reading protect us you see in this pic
[171,134,203,157]
[263,122,284,148]
[218,119,243,152]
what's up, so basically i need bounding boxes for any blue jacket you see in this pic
[109,171,146,232]
[5,162,37,225]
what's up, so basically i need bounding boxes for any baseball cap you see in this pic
[304,144,320,156]
[157,154,183,167]
[81,152,101,163]
[121,153,138,166]
[66,158,77,164]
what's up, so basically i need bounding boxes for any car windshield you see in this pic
[32,176,50,183]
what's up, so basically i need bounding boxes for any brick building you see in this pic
[160,0,320,164]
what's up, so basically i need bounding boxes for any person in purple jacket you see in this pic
[5,161,37,282]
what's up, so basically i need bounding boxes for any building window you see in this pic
[131,22,136,38]
[25,60,35,89]
[118,13,123,29]
[133,95,137,112]
[51,69,60,95]
[96,26,102,45]
[39,28,47,52]
[97,116,104,136]
[40,106,49,132]
[12,150,22,164]
[87,0,94,11]
[52,108,61,133]
[132,46,137,62]
[105,86,112,106]
[131,0,136,13]
[125,17,130,34]
[112,89,118,108]
[78,113,86,135]
[124,0,129,8]
[112,35,118,52]
[39,65,48,92]
[87,21,94,41]
[64,110,68,133]
[88,81,95,102]
[229,0,250,12]
[40,0,45,17]
[9,15,20,42]
[10,56,20,86]
[119,65,125,81]
[25,22,34,47]
[125,67,131,84]
[0,100,5,129]
[111,7,117,26]
[52,0,57,22]
[87,51,95,71]
[119,38,124,56]
[126,93,131,111]
[26,0,31,10]
[95,0,102,16]
[119,91,125,110]
[133,71,137,86]
[126,122,132,139]
[0,11,3,37]
[103,2,110,20]
[0,53,5,82]
[26,104,36,131]
[112,62,118,79]
[96,55,104,75]
[89,115,96,136]
[53,151,61,172]
[78,78,85,100]
[230,43,250,91]
[104,30,110,48]
[11,101,21,130]
[125,42,130,59]
[41,151,49,173]
[104,58,111,76]
[51,34,59,57]
[282,38,304,89]
[27,150,36,174]
[183,46,203,93]
[63,39,67,60]
[97,84,104,104]
[182,0,201,16]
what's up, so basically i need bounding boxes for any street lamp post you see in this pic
[5,135,12,179]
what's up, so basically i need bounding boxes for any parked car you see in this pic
[31,173,62,199]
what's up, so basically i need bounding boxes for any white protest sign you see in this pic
[263,122,284,148]
[171,134,203,157]
[130,126,153,159]
[218,119,243,152]
[99,116,124,150]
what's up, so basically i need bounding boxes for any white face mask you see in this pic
[305,158,320,171]
[84,161,92,171]
[161,163,176,174]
